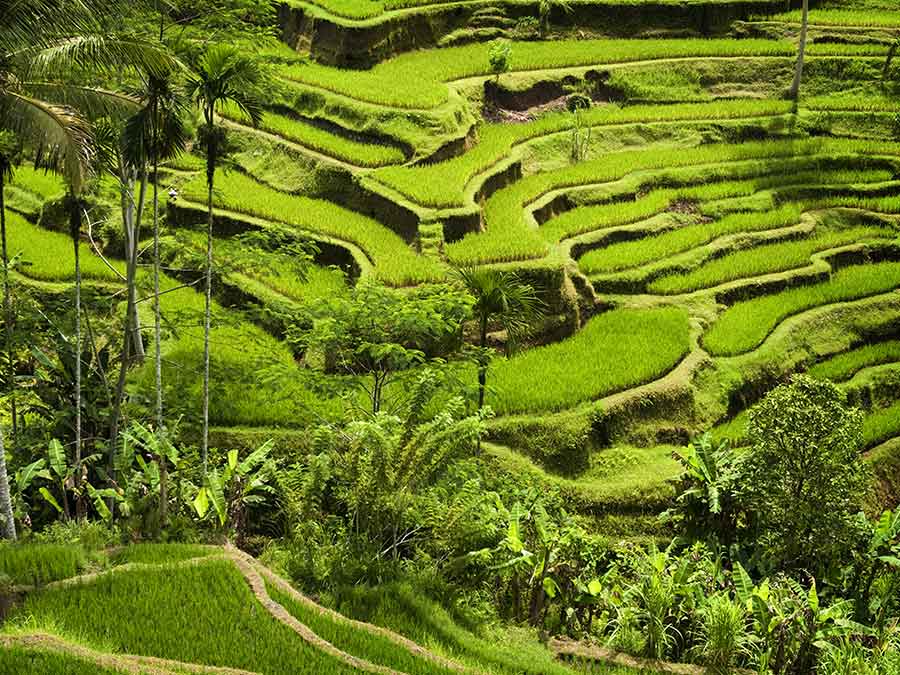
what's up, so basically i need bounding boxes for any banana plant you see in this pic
[12,458,50,526]
[38,438,101,521]
[193,440,277,546]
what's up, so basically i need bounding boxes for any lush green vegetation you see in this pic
[4,0,900,673]
[704,262,900,356]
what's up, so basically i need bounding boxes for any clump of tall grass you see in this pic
[488,306,691,414]
[649,225,894,294]
[267,581,456,675]
[694,594,752,675]
[704,262,900,356]
[0,543,87,587]
[179,171,445,285]
[9,559,358,673]
[808,341,900,382]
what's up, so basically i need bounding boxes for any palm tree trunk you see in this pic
[70,200,83,518]
[477,316,488,410]
[152,156,168,525]
[0,172,16,441]
[788,0,809,101]
[0,425,16,540]
[130,172,148,363]
[202,160,214,476]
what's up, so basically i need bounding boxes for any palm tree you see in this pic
[457,268,543,411]
[122,69,187,523]
[1,0,174,526]
[788,0,809,101]
[537,0,573,38]
[0,138,16,441]
[187,45,263,476]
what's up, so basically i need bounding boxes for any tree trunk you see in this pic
[477,315,488,410]
[788,0,809,101]
[152,156,168,525]
[0,172,15,441]
[70,200,83,519]
[0,425,15,540]
[130,172,148,362]
[202,152,214,477]
[0,174,17,540]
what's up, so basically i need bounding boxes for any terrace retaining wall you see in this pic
[279,0,793,68]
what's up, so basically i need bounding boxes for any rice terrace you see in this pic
[2,0,900,672]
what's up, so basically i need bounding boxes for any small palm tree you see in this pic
[122,68,188,524]
[0,136,16,440]
[788,0,809,101]
[537,0,573,38]
[187,45,263,475]
[457,268,543,411]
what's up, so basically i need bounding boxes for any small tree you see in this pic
[489,40,512,83]
[737,376,869,576]
[296,281,472,415]
[457,268,543,411]
[537,0,573,38]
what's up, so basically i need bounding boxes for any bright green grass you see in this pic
[180,231,348,303]
[580,204,804,275]
[278,38,882,109]
[488,306,691,414]
[764,9,900,27]
[267,581,456,675]
[221,102,405,167]
[446,138,900,266]
[0,544,86,587]
[809,341,900,382]
[649,225,895,293]
[9,165,66,201]
[9,559,358,673]
[179,172,444,285]
[704,262,900,356]
[4,211,121,282]
[0,649,127,675]
[863,401,900,449]
[334,581,578,675]
[486,442,678,509]
[372,99,792,207]
[108,544,216,566]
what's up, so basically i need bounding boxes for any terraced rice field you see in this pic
[7,0,900,607]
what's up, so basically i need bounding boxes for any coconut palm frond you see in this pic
[22,83,141,120]
[25,36,178,80]
[187,44,264,127]
[1,91,93,194]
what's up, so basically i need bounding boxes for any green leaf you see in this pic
[543,576,560,599]
[39,487,63,513]
[47,439,67,479]
[207,469,227,526]
[587,578,603,596]
[227,449,238,472]
[193,486,209,518]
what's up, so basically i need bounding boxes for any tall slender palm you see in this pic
[788,0,809,101]
[0,140,15,441]
[457,268,543,412]
[1,0,174,528]
[123,69,187,523]
[187,45,263,476]
[0,144,15,540]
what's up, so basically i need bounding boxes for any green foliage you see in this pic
[704,262,900,356]
[0,543,86,587]
[694,594,751,674]
[267,581,457,675]
[487,307,690,415]
[809,341,900,382]
[488,40,512,81]
[294,281,472,413]
[740,376,870,575]
[8,559,358,673]
[0,649,127,674]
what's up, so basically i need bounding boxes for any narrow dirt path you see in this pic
[226,552,404,675]
[0,632,259,675]
[226,545,471,674]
